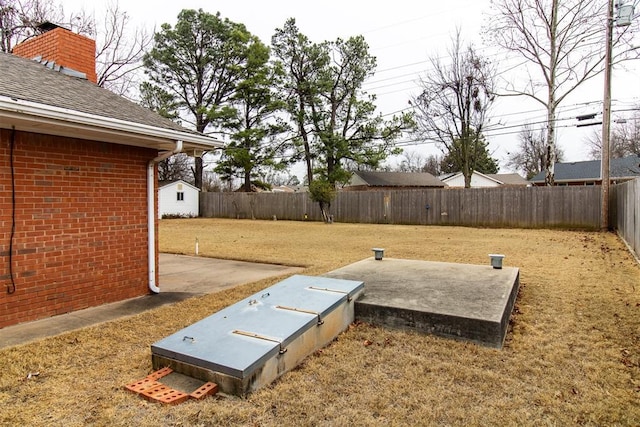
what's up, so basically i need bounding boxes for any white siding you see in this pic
[443,172,501,188]
[158,180,200,218]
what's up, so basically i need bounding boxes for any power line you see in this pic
[387,106,638,148]
[367,45,514,84]
[360,13,446,36]
[374,97,638,131]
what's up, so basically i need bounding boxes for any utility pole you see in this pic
[601,0,613,230]
[601,1,635,230]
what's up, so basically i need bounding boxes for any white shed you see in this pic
[158,180,200,218]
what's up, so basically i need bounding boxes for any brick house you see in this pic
[0,26,222,328]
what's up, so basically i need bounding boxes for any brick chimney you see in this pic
[12,23,97,84]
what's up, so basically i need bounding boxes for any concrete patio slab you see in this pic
[323,257,520,348]
[0,254,302,349]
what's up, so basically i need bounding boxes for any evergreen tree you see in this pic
[143,9,252,189]
[440,133,499,175]
[272,19,413,221]
[215,38,289,191]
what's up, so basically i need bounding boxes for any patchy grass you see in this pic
[1,218,639,426]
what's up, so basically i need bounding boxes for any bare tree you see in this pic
[422,154,442,176]
[395,151,442,175]
[507,124,564,179]
[585,112,640,159]
[94,2,151,97]
[201,170,225,192]
[397,150,426,173]
[486,0,637,185]
[0,0,63,52]
[1,0,149,97]
[157,154,192,182]
[412,31,496,188]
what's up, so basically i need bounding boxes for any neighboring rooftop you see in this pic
[440,171,529,187]
[347,171,446,188]
[486,173,530,186]
[530,155,640,184]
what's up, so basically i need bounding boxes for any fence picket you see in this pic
[200,186,603,229]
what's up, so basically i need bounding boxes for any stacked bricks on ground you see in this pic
[0,130,158,328]
[11,27,98,83]
[125,367,219,405]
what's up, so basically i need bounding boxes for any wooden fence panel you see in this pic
[612,178,639,258]
[200,186,602,229]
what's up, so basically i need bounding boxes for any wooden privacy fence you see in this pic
[201,186,601,229]
[611,178,640,259]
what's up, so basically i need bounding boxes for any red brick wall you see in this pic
[0,129,158,328]
[12,27,97,84]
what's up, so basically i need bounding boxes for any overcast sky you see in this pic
[60,0,640,173]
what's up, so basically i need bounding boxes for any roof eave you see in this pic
[160,179,200,191]
[0,95,224,152]
[477,172,503,184]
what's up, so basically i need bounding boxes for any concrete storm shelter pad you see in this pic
[151,275,364,396]
[324,258,520,348]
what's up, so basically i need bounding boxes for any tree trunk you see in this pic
[463,170,472,188]
[194,157,203,190]
[544,0,559,186]
[302,128,313,184]
[243,169,252,192]
[544,103,557,186]
[318,201,331,223]
[194,116,207,190]
[463,138,472,188]
[298,97,313,185]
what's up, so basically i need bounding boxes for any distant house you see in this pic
[272,185,307,193]
[344,171,446,191]
[159,180,200,218]
[529,155,640,186]
[441,171,529,188]
[0,25,222,328]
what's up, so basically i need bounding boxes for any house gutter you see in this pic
[147,140,183,293]
[0,95,221,148]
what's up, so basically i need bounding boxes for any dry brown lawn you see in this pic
[1,218,639,426]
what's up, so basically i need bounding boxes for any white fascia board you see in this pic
[473,171,503,185]
[0,95,224,150]
[441,172,463,183]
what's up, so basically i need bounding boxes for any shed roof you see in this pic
[159,180,200,191]
[0,52,222,152]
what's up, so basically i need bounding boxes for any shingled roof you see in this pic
[348,171,446,188]
[530,155,640,184]
[486,173,529,186]
[0,52,222,151]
